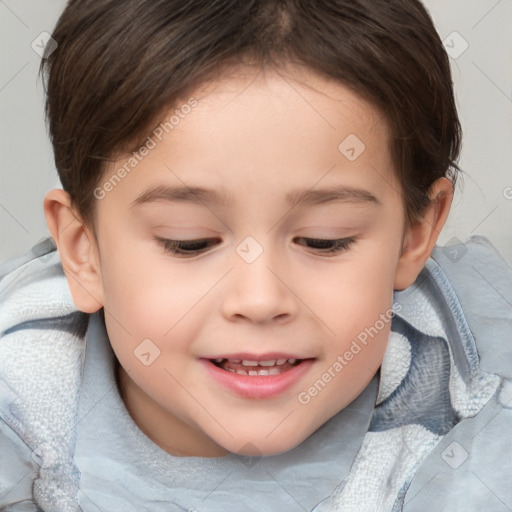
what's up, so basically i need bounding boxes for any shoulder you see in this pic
[400,236,512,510]
[0,237,87,508]
[0,236,88,426]
[0,237,89,338]
[429,235,512,379]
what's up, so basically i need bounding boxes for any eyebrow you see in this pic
[286,186,380,209]
[130,184,380,209]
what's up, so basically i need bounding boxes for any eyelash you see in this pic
[155,236,356,257]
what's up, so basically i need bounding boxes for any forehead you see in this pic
[100,62,400,216]
[187,62,388,138]
[151,64,392,168]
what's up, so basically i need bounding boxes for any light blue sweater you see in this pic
[0,235,511,511]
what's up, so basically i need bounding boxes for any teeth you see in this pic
[222,365,294,376]
[245,369,277,376]
[213,357,302,373]
[235,368,278,376]
[240,358,299,367]
[241,360,259,367]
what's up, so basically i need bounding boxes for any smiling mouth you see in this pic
[210,358,304,376]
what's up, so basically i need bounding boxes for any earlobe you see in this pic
[393,177,454,291]
[43,189,104,313]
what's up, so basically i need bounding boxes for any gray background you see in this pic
[1,0,511,265]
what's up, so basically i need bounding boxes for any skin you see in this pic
[44,63,453,458]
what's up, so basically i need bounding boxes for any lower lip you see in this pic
[200,359,315,399]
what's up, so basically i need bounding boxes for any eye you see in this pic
[155,236,356,258]
[294,237,356,255]
[155,237,219,257]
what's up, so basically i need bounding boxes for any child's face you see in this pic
[87,65,408,457]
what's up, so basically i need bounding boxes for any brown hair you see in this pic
[40,0,462,231]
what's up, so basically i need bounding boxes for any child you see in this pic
[1,0,511,510]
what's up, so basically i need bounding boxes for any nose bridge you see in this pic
[222,235,296,323]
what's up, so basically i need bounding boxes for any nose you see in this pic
[221,242,298,325]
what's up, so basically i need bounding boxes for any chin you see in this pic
[220,432,306,458]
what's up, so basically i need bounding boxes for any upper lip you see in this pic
[202,352,312,361]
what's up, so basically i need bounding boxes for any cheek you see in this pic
[302,250,398,336]
[102,269,191,342]
[98,236,178,321]
[98,252,215,369]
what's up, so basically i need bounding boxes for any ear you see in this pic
[43,189,104,313]
[394,177,454,290]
